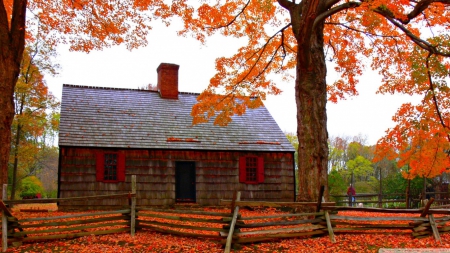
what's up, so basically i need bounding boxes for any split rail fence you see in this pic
[2,180,450,253]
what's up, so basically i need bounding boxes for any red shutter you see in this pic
[239,157,246,183]
[117,152,126,182]
[257,157,264,183]
[96,152,104,182]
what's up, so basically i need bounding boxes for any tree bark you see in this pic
[0,0,28,199]
[0,63,18,200]
[11,123,22,201]
[295,40,329,202]
[288,0,329,202]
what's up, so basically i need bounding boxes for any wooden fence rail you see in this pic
[0,175,137,252]
[331,191,450,208]
[8,209,132,242]
[136,206,232,241]
[3,185,450,252]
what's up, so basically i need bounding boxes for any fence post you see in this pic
[130,175,136,236]
[378,193,382,208]
[316,186,325,213]
[2,184,7,252]
[428,214,441,244]
[225,191,240,253]
[324,211,336,243]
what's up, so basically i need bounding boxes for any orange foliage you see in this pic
[3,0,449,196]
[170,0,450,180]
[166,137,201,142]
[239,141,281,145]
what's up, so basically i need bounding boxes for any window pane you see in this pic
[246,157,257,182]
[104,153,117,180]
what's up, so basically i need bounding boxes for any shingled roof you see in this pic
[59,64,294,153]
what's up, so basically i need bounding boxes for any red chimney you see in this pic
[157,63,179,99]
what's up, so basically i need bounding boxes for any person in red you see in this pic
[347,184,356,206]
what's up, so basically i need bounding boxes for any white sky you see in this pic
[45,22,421,146]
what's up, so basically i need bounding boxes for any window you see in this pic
[239,156,264,184]
[96,152,125,182]
[104,153,118,180]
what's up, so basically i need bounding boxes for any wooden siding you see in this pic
[59,147,295,210]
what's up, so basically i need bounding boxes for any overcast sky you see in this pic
[45,22,421,146]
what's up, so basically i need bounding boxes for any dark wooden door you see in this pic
[175,162,196,202]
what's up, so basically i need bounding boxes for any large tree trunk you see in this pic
[0,0,28,199]
[295,41,329,202]
[0,64,18,200]
[290,1,329,202]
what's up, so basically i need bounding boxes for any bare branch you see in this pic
[313,1,361,30]
[206,0,251,29]
[381,15,450,57]
[326,22,401,39]
[406,0,450,22]
[235,23,292,85]
[325,0,343,9]
[277,0,298,10]
[425,53,450,142]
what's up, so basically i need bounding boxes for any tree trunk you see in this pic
[0,0,28,199]
[11,123,22,201]
[295,27,329,201]
[285,0,329,202]
[0,66,17,200]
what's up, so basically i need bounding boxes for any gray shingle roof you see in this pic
[59,84,295,152]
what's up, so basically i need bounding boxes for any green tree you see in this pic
[346,155,374,182]
[19,176,44,198]
[328,136,349,172]
[35,146,59,198]
[328,169,347,196]
[285,132,299,193]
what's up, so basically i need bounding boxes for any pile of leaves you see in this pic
[3,204,450,252]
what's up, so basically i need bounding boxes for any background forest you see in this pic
[7,41,60,201]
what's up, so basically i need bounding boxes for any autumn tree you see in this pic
[3,1,449,202]
[173,0,450,201]
[9,44,59,200]
[0,0,178,198]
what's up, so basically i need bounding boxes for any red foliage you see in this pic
[166,137,201,142]
[238,141,281,145]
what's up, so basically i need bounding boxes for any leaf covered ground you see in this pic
[3,204,450,252]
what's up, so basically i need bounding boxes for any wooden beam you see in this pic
[130,175,136,236]
[420,198,434,217]
[316,186,325,212]
[225,191,240,253]
[137,207,232,217]
[3,193,136,204]
[2,184,8,252]
[429,214,442,244]
[220,200,335,207]
[324,211,336,243]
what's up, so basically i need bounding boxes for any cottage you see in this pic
[58,63,296,210]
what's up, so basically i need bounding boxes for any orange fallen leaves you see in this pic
[3,205,450,252]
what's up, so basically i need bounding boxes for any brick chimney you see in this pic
[157,63,179,99]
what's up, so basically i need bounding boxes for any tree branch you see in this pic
[10,0,27,62]
[406,0,450,22]
[381,15,450,57]
[206,0,251,29]
[425,53,450,142]
[235,23,292,85]
[314,1,361,29]
[277,0,297,10]
[325,0,343,9]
